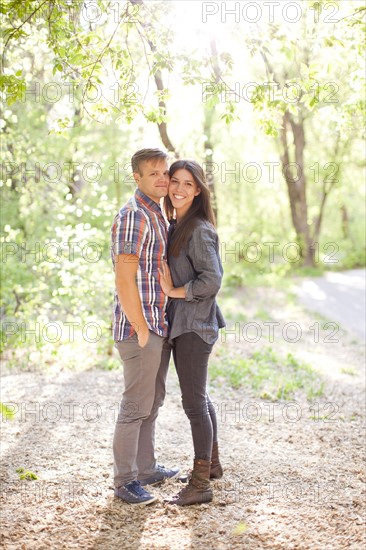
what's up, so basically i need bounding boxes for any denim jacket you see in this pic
[167,219,226,344]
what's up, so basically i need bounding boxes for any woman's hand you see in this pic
[158,261,174,297]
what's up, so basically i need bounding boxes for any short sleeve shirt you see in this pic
[111,189,168,341]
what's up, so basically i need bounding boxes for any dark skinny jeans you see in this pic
[172,332,218,462]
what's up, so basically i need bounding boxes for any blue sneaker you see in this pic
[114,480,157,505]
[139,464,180,486]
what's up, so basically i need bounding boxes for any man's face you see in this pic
[134,159,169,203]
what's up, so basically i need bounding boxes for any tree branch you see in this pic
[2,0,49,68]
[132,0,178,155]
[80,12,125,111]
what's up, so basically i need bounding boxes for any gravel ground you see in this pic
[1,287,365,550]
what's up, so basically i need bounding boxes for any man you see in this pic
[111,148,179,505]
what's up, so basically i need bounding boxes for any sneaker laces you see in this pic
[127,480,147,496]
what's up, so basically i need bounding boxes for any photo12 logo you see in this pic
[6,81,140,106]
[12,1,140,25]
[1,321,103,344]
[202,2,340,24]
[1,241,103,264]
[202,81,339,105]
[1,160,136,186]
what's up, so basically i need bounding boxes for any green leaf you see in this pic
[1,403,15,419]
[70,54,84,65]
[233,522,248,535]
[309,96,318,108]
[19,470,38,480]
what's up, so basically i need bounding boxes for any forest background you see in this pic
[1,0,365,369]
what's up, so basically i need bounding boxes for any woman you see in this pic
[159,159,225,506]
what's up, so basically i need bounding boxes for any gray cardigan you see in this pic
[167,219,226,344]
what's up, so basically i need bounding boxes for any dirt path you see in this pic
[293,269,366,341]
[1,286,365,549]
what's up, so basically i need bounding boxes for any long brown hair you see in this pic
[164,160,216,257]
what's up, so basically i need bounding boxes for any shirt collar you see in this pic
[135,188,164,215]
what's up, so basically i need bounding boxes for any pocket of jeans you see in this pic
[115,334,139,361]
[138,330,151,349]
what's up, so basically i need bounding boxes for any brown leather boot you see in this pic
[167,459,212,506]
[210,441,223,479]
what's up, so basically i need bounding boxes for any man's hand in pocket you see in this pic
[138,326,150,348]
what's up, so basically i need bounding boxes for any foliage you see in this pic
[1,402,15,419]
[0,0,364,368]
[214,0,366,139]
[210,347,324,401]
[1,0,224,127]
[15,467,38,480]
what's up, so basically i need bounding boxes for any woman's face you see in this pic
[169,168,201,219]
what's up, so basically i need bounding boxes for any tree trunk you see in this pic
[67,105,85,198]
[201,38,222,223]
[131,0,178,156]
[341,205,349,239]
[153,72,178,155]
[203,107,218,221]
[280,111,315,266]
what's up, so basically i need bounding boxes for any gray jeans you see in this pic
[113,331,171,487]
[173,332,216,462]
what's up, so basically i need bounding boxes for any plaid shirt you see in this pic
[111,189,168,341]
